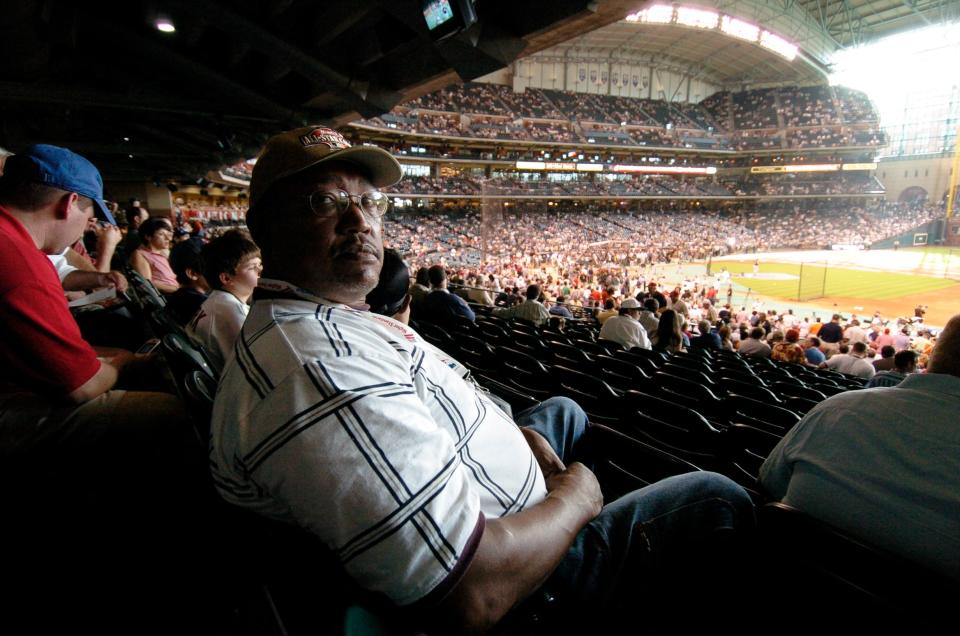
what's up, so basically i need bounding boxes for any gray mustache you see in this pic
[336,241,379,257]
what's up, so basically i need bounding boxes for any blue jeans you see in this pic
[514,397,755,623]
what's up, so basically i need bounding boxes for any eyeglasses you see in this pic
[306,189,390,222]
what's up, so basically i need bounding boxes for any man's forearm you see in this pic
[436,463,601,634]
[67,360,119,404]
[94,243,117,273]
[62,270,111,292]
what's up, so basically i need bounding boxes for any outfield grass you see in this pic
[720,261,958,301]
[904,246,960,256]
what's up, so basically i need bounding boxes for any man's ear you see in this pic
[219,271,232,288]
[54,192,77,220]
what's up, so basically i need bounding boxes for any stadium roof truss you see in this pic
[795,0,960,48]
[534,0,959,90]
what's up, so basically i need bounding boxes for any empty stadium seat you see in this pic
[576,424,702,498]
[613,349,662,375]
[654,371,725,413]
[772,381,827,402]
[719,377,783,404]
[662,354,713,375]
[551,364,621,423]
[715,366,766,386]
[661,362,716,386]
[724,394,801,432]
[417,321,458,355]
[622,390,717,435]
[548,340,594,366]
[161,331,217,384]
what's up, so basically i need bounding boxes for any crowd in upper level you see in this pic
[353,82,886,152]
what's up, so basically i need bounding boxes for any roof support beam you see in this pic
[165,0,402,117]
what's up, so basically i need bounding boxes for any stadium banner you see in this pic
[579,67,586,82]
[913,233,928,246]
[516,161,546,170]
[614,164,717,175]
[750,164,841,174]
[841,163,879,171]
[785,164,840,172]
[515,161,602,172]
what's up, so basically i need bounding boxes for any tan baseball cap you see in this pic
[248,126,402,210]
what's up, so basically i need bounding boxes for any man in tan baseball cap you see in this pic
[210,126,752,633]
[244,126,402,302]
[247,126,402,210]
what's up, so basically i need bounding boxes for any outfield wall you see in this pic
[871,219,944,249]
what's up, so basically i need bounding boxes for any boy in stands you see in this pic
[187,230,262,374]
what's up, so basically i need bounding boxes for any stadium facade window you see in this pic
[831,22,960,159]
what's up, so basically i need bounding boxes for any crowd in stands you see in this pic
[834,86,879,124]
[353,83,885,154]
[726,151,877,168]
[730,202,939,249]
[731,88,779,129]
[175,199,247,223]
[704,85,880,129]
[221,160,253,179]
[733,130,783,151]
[381,200,942,275]
[382,172,883,198]
[732,173,885,197]
[778,86,841,128]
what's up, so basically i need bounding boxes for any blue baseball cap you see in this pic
[3,144,116,225]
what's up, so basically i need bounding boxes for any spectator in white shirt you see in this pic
[599,298,651,350]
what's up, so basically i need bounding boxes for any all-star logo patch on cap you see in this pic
[248,126,402,211]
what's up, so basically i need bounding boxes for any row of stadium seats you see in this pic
[411,309,867,502]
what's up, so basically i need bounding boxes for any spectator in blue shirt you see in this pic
[549,295,574,319]
[804,336,826,365]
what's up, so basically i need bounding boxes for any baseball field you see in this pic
[711,247,960,326]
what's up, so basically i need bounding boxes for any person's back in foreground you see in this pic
[761,313,960,580]
[209,127,754,633]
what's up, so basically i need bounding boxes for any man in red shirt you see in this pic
[0,145,205,627]
[0,144,187,446]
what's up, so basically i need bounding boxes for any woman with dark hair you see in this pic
[130,216,178,293]
[651,309,686,353]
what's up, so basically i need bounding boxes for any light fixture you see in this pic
[155,17,176,33]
